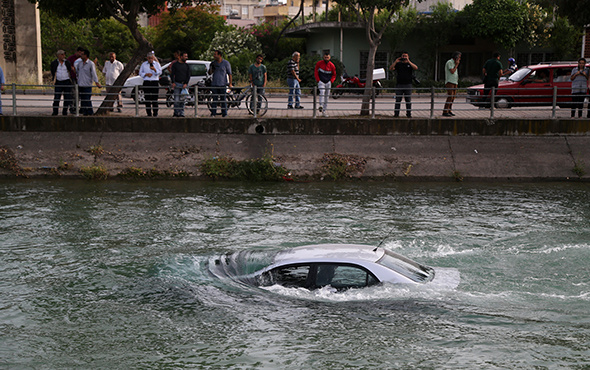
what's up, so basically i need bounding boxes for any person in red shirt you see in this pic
[314,52,337,117]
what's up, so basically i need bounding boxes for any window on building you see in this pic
[359,51,389,79]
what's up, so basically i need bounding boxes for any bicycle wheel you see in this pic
[246,93,268,116]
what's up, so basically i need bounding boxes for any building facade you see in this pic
[0,0,42,84]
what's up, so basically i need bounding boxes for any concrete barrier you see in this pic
[0,116,589,181]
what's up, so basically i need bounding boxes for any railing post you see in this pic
[11,83,16,116]
[195,85,199,117]
[371,86,376,118]
[253,85,258,118]
[313,86,317,118]
[430,86,435,119]
[490,87,495,119]
[74,84,79,116]
[134,85,139,117]
[552,86,557,119]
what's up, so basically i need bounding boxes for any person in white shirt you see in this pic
[102,52,125,112]
[139,52,162,117]
[50,50,73,116]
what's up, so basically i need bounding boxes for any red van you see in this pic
[466,62,580,109]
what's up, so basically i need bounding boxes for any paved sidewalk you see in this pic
[2,91,589,120]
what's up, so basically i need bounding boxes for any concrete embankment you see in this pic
[1,115,589,181]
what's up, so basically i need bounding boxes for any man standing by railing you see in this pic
[482,52,505,106]
[76,49,102,116]
[390,52,418,118]
[209,50,232,117]
[248,54,267,114]
[287,52,303,110]
[0,64,5,115]
[102,52,124,113]
[50,50,73,116]
[171,51,190,118]
[314,52,337,117]
[443,51,461,117]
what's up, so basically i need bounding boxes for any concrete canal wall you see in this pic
[1,115,590,181]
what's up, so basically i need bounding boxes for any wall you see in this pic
[0,0,42,84]
[1,116,589,181]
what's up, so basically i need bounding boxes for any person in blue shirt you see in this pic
[208,50,232,117]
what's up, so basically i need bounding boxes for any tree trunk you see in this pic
[95,10,154,115]
[360,9,378,116]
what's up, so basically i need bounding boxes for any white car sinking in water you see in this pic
[245,244,437,291]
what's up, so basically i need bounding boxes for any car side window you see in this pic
[315,264,378,290]
[526,69,549,83]
[553,68,572,82]
[191,64,207,77]
[269,265,311,288]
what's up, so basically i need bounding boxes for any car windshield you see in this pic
[377,250,434,283]
[508,68,531,82]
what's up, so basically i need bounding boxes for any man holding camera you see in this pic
[390,52,418,118]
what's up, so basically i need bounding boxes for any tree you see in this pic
[152,5,226,61]
[548,17,583,60]
[32,0,209,114]
[332,0,412,115]
[460,0,539,49]
[556,0,590,28]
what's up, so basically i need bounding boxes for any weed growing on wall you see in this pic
[0,146,27,177]
[200,155,289,181]
[80,165,109,180]
[118,167,190,180]
[321,153,367,180]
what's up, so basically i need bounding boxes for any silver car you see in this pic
[120,60,210,103]
[247,244,436,291]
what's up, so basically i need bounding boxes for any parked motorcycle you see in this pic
[331,72,383,99]
[164,76,211,107]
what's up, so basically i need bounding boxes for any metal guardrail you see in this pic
[1,83,589,119]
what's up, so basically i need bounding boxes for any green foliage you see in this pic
[265,54,322,90]
[459,0,537,49]
[548,17,583,60]
[384,7,418,52]
[321,153,366,180]
[80,165,109,180]
[40,10,139,70]
[200,155,289,181]
[0,146,27,177]
[249,21,306,62]
[200,28,262,60]
[152,5,227,61]
[118,167,189,179]
[556,0,590,28]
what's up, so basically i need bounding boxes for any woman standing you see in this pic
[139,52,162,117]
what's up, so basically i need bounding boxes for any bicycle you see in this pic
[205,85,268,116]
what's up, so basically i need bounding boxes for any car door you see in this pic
[188,63,209,87]
[313,263,378,290]
[265,264,312,288]
[518,68,552,105]
[552,67,574,105]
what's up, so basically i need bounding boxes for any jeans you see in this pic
[53,80,72,115]
[287,78,301,107]
[210,86,227,116]
[250,86,265,113]
[318,80,331,110]
[394,84,412,116]
[571,92,586,117]
[443,82,457,114]
[173,85,185,116]
[79,86,93,115]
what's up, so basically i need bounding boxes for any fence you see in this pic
[1,83,589,119]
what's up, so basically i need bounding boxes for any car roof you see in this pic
[273,244,385,265]
[160,60,210,69]
[526,62,577,69]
